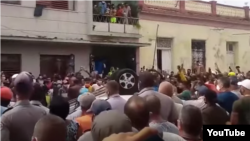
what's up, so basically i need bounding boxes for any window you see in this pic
[1,0,20,5]
[157,38,172,49]
[1,54,21,77]
[36,0,73,10]
[227,43,234,52]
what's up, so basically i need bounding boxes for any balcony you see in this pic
[87,1,141,38]
[92,14,140,34]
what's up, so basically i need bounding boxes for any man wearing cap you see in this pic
[230,76,242,98]
[1,86,13,115]
[76,94,96,133]
[183,85,209,110]
[231,79,250,125]
[1,72,47,141]
[90,99,112,116]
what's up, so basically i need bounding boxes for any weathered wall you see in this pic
[139,20,250,72]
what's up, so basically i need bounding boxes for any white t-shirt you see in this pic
[92,84,103,91]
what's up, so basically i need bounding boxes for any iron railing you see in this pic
[93,14,139,24]
[93,14,140,33]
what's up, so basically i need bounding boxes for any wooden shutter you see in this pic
[36,1,51,6]
[36,0,68,10]
[50,0,68,10]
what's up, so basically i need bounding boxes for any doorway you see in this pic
[91,46,137,76]
[40,55,71,78]
[157,49,162,70]
[191,40,206,68]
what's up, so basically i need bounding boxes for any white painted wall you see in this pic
[1,1,139,39]
[1,1,88,39]
[1,41,90,77]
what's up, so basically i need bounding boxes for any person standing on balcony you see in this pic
[116,5,123,23]
[110,5,117,23]
[123,3,131,24]
[106,2,111,22]
[93,5,99,22]
[98,1,107,22]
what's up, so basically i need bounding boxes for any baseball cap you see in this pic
[11,74,18,79]
[238,79,250,90]
[204,89,217,103]
[14,71,34,94]
[77,88,90,101]
[14,71,33,86]
[197,85,209,96]
[1,86,13,100]
[80,87,89,95]
[228,72,236,76]
[78,94,96,110]
[230,76,238,86]
[89,99,111,115]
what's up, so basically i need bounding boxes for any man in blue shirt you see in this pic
[1,86,12,115]
[95,60,105,77]
[98,1,107,15]
[216,77,239,114]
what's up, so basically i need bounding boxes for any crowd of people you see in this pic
[1,63,250,141]
[93,1,134,24]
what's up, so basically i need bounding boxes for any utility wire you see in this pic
[1,25,45,37]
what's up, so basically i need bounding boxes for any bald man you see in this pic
[124,96,186,141]
[32,115,67,141]
[124,96,149,131]
[158,81,183,105]
[138,72,178,123]
[144,95,179,135]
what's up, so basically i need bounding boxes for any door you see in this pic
[161,49,172,72]
[226,43,235,69]
[156,38,173,71]
[157,49,162,70]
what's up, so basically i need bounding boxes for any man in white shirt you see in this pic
[106,80,126,113]
[92,79,103,92]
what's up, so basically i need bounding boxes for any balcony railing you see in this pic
[0,0,20,4]
[92,14,140,34]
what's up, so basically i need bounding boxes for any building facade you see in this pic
[1,1,148,77]
[139,1,250,72]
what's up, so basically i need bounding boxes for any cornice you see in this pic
[139,3,250,30]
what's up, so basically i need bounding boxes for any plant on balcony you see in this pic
[133,22,141,29]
